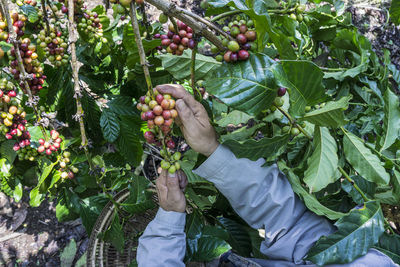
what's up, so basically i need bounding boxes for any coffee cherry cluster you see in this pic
[211,16,257,63]
[78,10,106,44]
[154,18,196,56]
[0,15,9,42]
[0,78,18,103]
[9,39,46,95]
[58,151,79,179]
[17,145,39,162]
[10,0,38,6]
[0,105,31,151]
[38,25,69,67]
[160,151,181,174]
[37,130,63,156]
[137,90,183,173]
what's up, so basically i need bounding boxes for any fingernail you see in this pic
[168,172,177,178]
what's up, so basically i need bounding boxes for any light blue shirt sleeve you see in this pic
[137,207,186,267]
[193,145,398,266]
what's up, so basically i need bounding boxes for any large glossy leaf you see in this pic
[104,213,125,253]
[278,162,346,220]
[0,141,17,164]
[341,175,376,205]
[205,53,277,116]
[222,134,290,161]
[218,217,252,256]
[121,176,155,214]
[60,239,77,267]
[158,50,221,81]
[216,110,253,127]
[301,96,351,128]
[100,109,120,143]
[117,116,143,167]
[304,127,339,192]
[271,61,326,116]
[79,195,109,235]
[380,89,400,151]
[373,233,400,264]
[307,201,385,265]
[390,0,400,25]
[343,130,390,185]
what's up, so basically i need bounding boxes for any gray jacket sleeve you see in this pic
[193,145,395,265]
[137,207,186,267]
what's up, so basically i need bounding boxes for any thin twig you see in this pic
[143,151,163,161]
[68,0,93,170]
[0,0,48,139]
[168,15,179,34]
[178,8,234,41]
[191,46,196,91]
[275,105,313,140]
[129,2,154,98]
[145,0,226,50]
[338,166,369,202]
[40,0,50,33]
[210,10,241,22]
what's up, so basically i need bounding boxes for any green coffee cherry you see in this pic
[161,160,171,170]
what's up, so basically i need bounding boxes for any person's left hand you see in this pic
[156,170,188,213]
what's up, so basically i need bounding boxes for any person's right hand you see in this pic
[156,84,219,157]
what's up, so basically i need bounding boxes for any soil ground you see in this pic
[1,0,400,266]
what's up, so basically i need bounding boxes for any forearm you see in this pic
[137,207,186,267]
[193,145,335,263]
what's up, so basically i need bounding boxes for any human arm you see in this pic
[156,84,397,266]
[137,171,188,267]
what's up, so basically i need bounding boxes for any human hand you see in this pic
[156,84,219,157]
[156,170,188,213]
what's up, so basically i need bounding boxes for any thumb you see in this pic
[166,172,183,197]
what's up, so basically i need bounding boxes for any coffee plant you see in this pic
[0,0,399,265]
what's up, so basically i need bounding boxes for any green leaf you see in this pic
[301,96,351,127]
[0,141,17,164]
[100,109,120,143]
[79,195,109,235]
[29,187,44,207]
[181,150,208,184]
[380,89,400,151]
[121,176,155,214]
[218,217,252,256]
[108,96,136,116]
[341,175,376,205]
[205,53,277,116]
[390,0,400,25]
[104,213,125,253]
[37,161,58,189]
[307,201,385,265]
[60,239,77,267]
[278,162,346,220]
[304,127,339,192]
[271,61,326,116]
[56,200,79,222]
[158,49,221,81]
[20,5,39,23]
[75,253,87,267]
[117,116,143,167]
[220,123,265,143]
[216,110,253,127]
[13,179,23,203]
[222,134,290,161]
[343,130,390,185]
[373,233,400,264]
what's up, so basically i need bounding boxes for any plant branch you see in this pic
[0,0,48,139]
[40,0,50,33]
[338,166,369,202]
[191,47,196,91]
[168,15,179,34]
[177,8,234,41]
[129,2,154,98]
[275,105,313,140]
[68,0,93,170]
[210,10,241,22]
[46,0,58,19]
[144,0,226,50]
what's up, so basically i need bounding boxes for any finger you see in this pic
[157,169,167,187]
[177,170,188,190]
[157,84,204,115]
[175,99,199,130]
[166,172,183,198]
[156,171,168,202]
[156,84,187,99]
